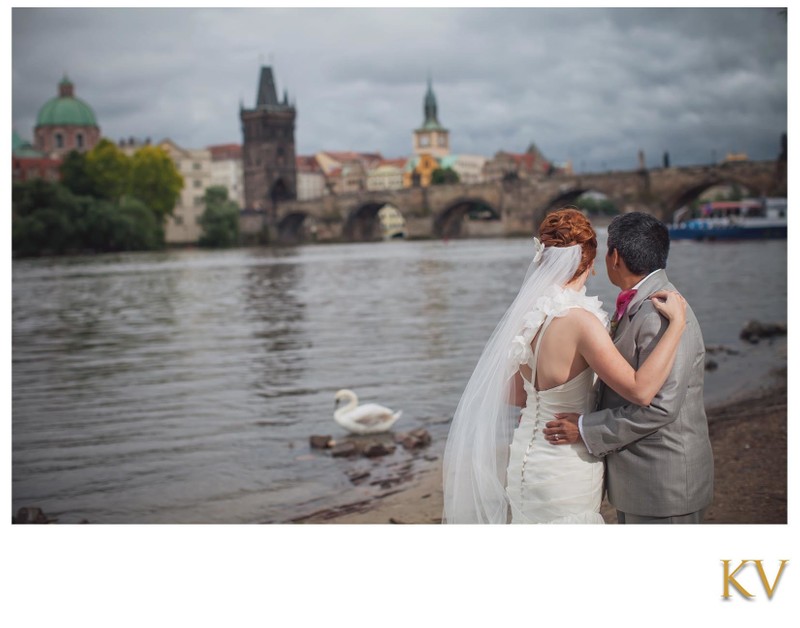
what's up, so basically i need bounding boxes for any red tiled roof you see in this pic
[320,151,384,165]
[379,158,408,168]
[207,143,242,160]
[497,151,551,172]
[296,155,323,173]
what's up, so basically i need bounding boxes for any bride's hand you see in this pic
[649,290,686,326]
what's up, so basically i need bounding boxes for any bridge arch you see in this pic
[536,187,625,227]
[434,197,501,238]
[661,177,761,222]
[343,200,396,241]
[276,211,315,244]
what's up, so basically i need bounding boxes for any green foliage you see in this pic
[198,186,240,248]
[431,167,460,185]
[60,150,95,196]
[129,145,184,219]
[84,138,131,201]
[16,138,188,256]
[12,179,164,257]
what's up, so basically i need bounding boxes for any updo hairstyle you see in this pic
[538,207,597,281]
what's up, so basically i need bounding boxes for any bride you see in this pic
[442,208,686,524]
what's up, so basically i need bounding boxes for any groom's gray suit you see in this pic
[581,269,714,520]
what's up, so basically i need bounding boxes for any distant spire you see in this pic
[423,76,439,127]
[256,66,279,107]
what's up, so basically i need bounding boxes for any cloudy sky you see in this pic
[11,7,787,172]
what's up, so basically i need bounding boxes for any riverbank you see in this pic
[296,368,787,524]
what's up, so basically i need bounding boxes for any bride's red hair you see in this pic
[538,207,597,280]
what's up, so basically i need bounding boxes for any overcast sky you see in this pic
[11,7,787,172]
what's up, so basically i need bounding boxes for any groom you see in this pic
[547,212,714,523]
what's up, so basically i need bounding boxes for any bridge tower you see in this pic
[240,66,297,219]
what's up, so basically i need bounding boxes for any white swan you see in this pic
[333,389,402,434]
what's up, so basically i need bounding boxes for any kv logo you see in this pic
[722,560,789,600]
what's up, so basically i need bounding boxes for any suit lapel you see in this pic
[598,269,671,408]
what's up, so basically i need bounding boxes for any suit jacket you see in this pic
[581,269,714,517]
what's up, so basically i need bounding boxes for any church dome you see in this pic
[36,76,98,127]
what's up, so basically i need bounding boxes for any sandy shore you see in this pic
[296,369,787,524]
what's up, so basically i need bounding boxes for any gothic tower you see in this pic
[240,66,297,214]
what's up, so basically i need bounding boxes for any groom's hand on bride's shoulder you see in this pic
[545,413,581,445]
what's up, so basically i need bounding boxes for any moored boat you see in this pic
[668,198,786,241]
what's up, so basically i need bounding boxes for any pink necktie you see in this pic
[614,288,638,322]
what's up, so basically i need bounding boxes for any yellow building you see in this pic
[403,154,440,188]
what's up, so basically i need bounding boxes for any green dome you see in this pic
[36,77,98,127]
[37,96,98,127]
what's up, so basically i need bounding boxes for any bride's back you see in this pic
[519,308,595,391]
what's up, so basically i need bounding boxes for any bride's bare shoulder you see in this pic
[564,307,608,334]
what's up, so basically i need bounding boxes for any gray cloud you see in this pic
[12,7,787,171]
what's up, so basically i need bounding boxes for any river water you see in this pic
[12,234,787,523]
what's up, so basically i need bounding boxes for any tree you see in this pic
[12,179,164,257]
[82,196,164,253]
[12,179,84,255]
[60,150,95,197]
[129,145,184,220]
[431,167,460,185]
[84,138,131,202]
[198,186,240,248]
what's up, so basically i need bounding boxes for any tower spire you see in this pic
[424,76,439,127]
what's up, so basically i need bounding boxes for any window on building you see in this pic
[55,133,64,149]
[194,196,204,207]
[420,135,430,147]
[194,180,203,188]
[174,215,184,225]
[76,134,84,148]
[193,162,201,170]
[438,135,447,147]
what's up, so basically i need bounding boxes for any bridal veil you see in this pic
[442,241,582,523]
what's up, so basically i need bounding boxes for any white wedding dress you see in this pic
[505,287,606,524]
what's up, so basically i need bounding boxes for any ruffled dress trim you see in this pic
[509,285,609,368]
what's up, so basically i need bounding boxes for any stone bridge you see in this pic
[240,159,785,244]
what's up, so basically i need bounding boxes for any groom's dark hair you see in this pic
[607,212,670,276]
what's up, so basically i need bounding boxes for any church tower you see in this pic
[240,66,297,213]
[412,77,450,158]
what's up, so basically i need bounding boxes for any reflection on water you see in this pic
[12,237,786,522]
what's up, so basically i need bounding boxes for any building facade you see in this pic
[367,159,406,191]
[296,155,327,200]
[240,66,297,214]
[412,78,450,159]
[158,139,213,244]
[315,151,383,195]
[483,143,554,182]
[448,154,487,185]
[208,143,244,208]
[403,154,440,188]
[12,130,61,183]
[34,75,101,158]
